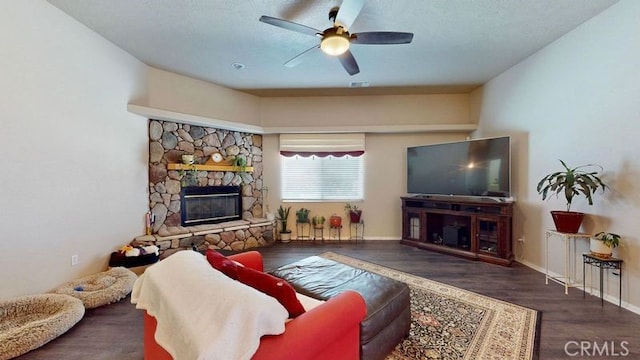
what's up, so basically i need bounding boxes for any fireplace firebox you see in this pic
[180,186,241,226]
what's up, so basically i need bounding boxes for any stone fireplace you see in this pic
[132,120,274,256]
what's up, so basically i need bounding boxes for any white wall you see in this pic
[0,0,149,298]
[472,0,640,310]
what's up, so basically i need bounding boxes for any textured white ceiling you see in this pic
[47,0,617,95]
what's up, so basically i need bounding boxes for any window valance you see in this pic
[279,133,365,158]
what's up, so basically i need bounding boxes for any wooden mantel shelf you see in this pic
[167,163,254,172]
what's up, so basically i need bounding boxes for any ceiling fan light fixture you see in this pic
[320,29,350,56]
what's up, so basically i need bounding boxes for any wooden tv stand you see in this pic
[400,196,514,266]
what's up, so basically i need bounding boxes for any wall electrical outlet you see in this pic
[517,236,525,243]
[71,254,79,266]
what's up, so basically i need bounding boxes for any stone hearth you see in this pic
[133,218,275,258]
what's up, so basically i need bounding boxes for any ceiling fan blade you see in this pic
[335,0,364,30]
[338,50,360,75]
[351,32,414,44]
[259,15,321,37]
[284,45,320,68]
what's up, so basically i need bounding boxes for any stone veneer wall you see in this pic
[142,119,273,254]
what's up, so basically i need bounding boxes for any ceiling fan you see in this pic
[259,0,414,76]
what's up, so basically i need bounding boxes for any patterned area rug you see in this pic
[320,252,540,360]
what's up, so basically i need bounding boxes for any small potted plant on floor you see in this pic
[590,232,621,258]
[536,160,608,233]
[277,205,292,243]
[345,203,362,223]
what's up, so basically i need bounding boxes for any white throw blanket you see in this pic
[131,250,288,360]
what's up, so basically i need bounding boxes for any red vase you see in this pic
[330,215,342,228]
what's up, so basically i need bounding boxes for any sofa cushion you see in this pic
[236,266,306,318]
[205,249,239,278]
[206,250,305,318]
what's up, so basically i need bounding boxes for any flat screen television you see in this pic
[407,136,511,199]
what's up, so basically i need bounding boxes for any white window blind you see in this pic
[279,133,365,201]
[281,154,364,201]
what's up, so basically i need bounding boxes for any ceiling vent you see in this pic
[349,81,370,88]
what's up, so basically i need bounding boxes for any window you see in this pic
[279,133,365,201]
[281,154,364,201]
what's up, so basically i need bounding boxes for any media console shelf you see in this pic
[400,196,514,266]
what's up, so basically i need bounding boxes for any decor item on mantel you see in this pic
[181,154,195,165]
[277,205,292,243]
[344,203,362,223]
[589,231,621,258]
[536,159,608,233]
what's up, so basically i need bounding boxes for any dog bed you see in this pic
[0,293,84,359]
[52,267,138,309]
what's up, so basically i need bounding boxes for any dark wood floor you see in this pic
[16,241,640,359]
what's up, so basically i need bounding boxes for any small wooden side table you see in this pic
[582,253,623,307]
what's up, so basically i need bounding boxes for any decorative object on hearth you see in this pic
[321,252,540,360]
[344,203,362,223]
[537,159,608,233]
[296,208,310,223]
[589,231,621,258]
[259,0,413,75]
[0,294,84,359]
[276,205,292,243]
[52,267,138,309]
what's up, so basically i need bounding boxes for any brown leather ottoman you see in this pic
[270,256,411,360]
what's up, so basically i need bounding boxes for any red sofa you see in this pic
[143,251,367,360]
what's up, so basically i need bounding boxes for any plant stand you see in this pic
[296,221,311,241]
[312,227,324,242]
[582,253,623,307]
[349,221,364,243]
[329,225,342,241]
[545,230,591,294]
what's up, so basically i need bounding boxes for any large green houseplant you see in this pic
[536,160,608,233]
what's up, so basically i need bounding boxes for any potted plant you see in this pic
[330,214,342,228]
[276,205,292,243]
[312,215,326,229]
[590,232,621,258]
[536,160,608,233]
[345,203,362,223]
[296,208,310,223]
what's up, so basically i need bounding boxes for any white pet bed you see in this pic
[52,267,138,309]
[0,293,85,360]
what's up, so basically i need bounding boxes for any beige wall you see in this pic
[0,1,149,298]
[144,67,261,126]
[260,94,469,127]
[472,0,640,311]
